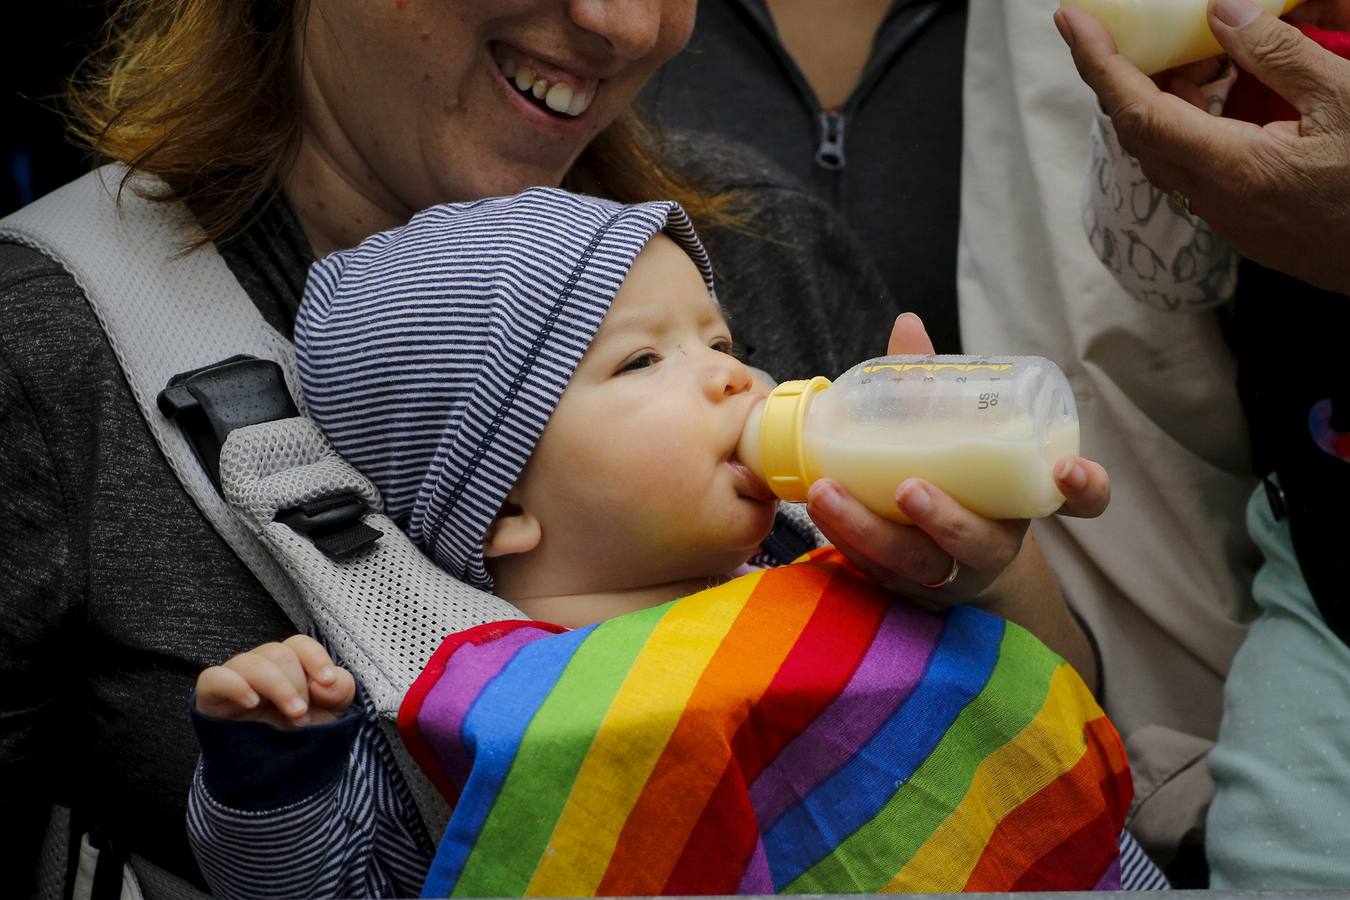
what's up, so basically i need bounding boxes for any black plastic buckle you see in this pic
[157,355,299,490]
[277,495,382,559]
[159,356,380,558]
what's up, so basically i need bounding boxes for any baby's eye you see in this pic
[616,351,660,374]
[712,338,740,359]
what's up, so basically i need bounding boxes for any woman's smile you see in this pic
[490,41,599,120]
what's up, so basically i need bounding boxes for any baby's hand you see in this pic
[195,635,356,729]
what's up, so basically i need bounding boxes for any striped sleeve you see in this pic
[1119,828,1170,891]
[187,692,433,899]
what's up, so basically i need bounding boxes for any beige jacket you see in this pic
[959,0,1261,864]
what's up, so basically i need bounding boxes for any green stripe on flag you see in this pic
[453,601,671,896]
[786,624,1059,893]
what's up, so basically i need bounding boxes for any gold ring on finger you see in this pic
[920,556,961,590]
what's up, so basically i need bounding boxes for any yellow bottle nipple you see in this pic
[741,376,832,503]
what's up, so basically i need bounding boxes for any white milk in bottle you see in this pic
[737,356,1080,523]
[1060,0,1307,75]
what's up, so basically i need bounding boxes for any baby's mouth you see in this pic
[727,455,777,504]
[491,44,597,118]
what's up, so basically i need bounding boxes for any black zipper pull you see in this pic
[815,110,847,171]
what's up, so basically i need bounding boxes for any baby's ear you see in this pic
[483,498,542,558]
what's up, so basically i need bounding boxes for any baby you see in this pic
[190,190,786,898]
[188,189,1150,898]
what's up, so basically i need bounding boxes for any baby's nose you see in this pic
[705,354,754,400]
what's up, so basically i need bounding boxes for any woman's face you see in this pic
[295,0,694,222]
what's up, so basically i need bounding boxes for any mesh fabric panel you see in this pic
[220,418,523,832]
[220,418,522,712]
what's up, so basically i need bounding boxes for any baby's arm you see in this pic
[1082,95,1239,311]
[188,637,432,899]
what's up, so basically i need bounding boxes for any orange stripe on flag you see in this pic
[597,564,827,895]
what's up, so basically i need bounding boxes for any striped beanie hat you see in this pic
[295,188,715,590]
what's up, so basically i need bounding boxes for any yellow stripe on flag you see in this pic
[884,665,1094,892]
[525,572,763,896]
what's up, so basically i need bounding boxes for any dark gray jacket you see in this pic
[643,0,968,353]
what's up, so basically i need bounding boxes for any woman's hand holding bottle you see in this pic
[801,314,1108,689]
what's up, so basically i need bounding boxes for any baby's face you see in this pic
[509,234,778,591]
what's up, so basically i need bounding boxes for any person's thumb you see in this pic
[1209,0,1350,126]
[886,312,936,356]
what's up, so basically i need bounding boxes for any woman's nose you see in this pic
[568,0,665,61]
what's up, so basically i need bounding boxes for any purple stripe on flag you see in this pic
[415,626,551,789]
[1093,855,1122,891]
[748,601,943,830]
[736,836,773,894]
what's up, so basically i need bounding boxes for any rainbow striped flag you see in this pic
[399,549,1131,896]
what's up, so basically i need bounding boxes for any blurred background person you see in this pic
[644,0,1261,882]
[1059,0,1350,885]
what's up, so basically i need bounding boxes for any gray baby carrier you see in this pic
[0,166,519,899]
[3,166,825,900]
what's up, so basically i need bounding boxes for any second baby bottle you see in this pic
[737,355,1080,523]
[1059,0,1307,75]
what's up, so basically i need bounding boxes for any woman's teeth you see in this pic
[498,56,595,117]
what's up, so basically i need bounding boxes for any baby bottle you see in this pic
[1060,0,1307,75]
[737,355,1080,523]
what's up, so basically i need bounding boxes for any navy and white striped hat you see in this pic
[295,188,715,589]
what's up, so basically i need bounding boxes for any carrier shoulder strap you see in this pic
[0,166,312,630]
[0,166,522,837]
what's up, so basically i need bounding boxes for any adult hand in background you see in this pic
[1157,0,1350,111]
[1055,0,1350,295]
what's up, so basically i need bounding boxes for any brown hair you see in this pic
[564,112,743,234]
[67,0,741,248]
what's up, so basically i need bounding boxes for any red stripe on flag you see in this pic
[661,555,889,894]
[966,716,1131,891]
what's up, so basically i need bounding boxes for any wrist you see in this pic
[975,540,1043,619]
[190,692,365,810]
[977,537,1100,694]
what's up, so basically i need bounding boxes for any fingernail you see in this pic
[285,697,307,716]
[897,481,933,518]
[242,691,260,709]
[808,481,844,517]
[897,312,922,324]
[1213,0,1260,28]
[1053,9,1076,48]
[1056,460,1088,491]
[318,666,337,685]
